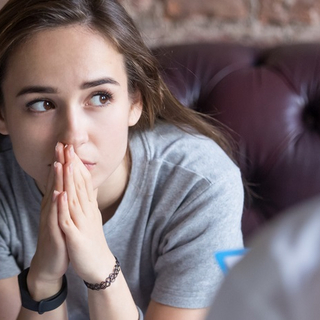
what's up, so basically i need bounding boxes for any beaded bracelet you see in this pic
[84,257,120,290]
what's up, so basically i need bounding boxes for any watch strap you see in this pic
[18,268,68,314]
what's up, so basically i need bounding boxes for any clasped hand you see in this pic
[29,142,113,293]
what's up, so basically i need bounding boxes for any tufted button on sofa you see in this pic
[154,43,320,242]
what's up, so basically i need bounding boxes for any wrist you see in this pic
[27,268,63,301]
[84,256,120,291]
[19,268,68,314]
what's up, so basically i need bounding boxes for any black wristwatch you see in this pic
[18,268,68,314]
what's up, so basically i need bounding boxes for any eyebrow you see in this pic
[81,78,120,89]
[16,86,57,97]
[16,78,120,97]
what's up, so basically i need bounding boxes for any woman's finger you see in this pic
[65,145,96,203]
[63,161,84,225]
[42,142,65,206]
[77,159,96,204]
[58,191,76,234]
[41,161,55,208]
[54,161,64,193]
[55,141,65,164]
[72,163,94,216]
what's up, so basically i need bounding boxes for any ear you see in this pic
[0,107,9,135]
[128,91,143,127]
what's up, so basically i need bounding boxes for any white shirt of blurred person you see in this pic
[206,196,320,320]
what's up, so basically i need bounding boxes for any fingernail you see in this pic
[52,190,59,201]
[55,142,60,151]
[53,162,58,175]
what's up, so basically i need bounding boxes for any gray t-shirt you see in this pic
[0,123,244,319]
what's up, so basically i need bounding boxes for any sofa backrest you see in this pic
[154,43,320,241]
[1,43,320,242]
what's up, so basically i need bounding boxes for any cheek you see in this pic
[10,140,52,193]
[6,120,55,186]
[6,109,56,151]
[93,107,131,149]
[90,120,130,187]
[8,123,54,163]
[96,122,129,163]
[11,138,52,175]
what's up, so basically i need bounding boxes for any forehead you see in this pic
[4,25,126,88]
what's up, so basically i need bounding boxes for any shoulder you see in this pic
[0,143,21,184]
[0,146,23,210]
[131,122,241,185]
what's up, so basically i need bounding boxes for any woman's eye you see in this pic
[26,100,54,112]
[89,93,112,107]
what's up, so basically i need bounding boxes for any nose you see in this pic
[57,105,89,148]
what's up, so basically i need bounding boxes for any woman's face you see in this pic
[0,25,142,193]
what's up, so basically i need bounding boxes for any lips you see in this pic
[81,160,96,171]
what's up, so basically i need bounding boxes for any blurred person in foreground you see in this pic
[206,195,320,320]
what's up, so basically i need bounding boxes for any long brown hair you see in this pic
[0,0,235,159]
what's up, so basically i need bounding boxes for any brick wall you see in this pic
[1,0,319,48]
[121,0,320,47]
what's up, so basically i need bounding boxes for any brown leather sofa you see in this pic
[154,43,320,242]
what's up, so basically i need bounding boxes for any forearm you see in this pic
[88,272,139,320]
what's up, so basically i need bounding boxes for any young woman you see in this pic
[0,0,244,319]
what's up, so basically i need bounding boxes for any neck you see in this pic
[97,150,131,224]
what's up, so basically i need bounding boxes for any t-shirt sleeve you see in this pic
[0,205,20,278]
[151,165,244,309]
